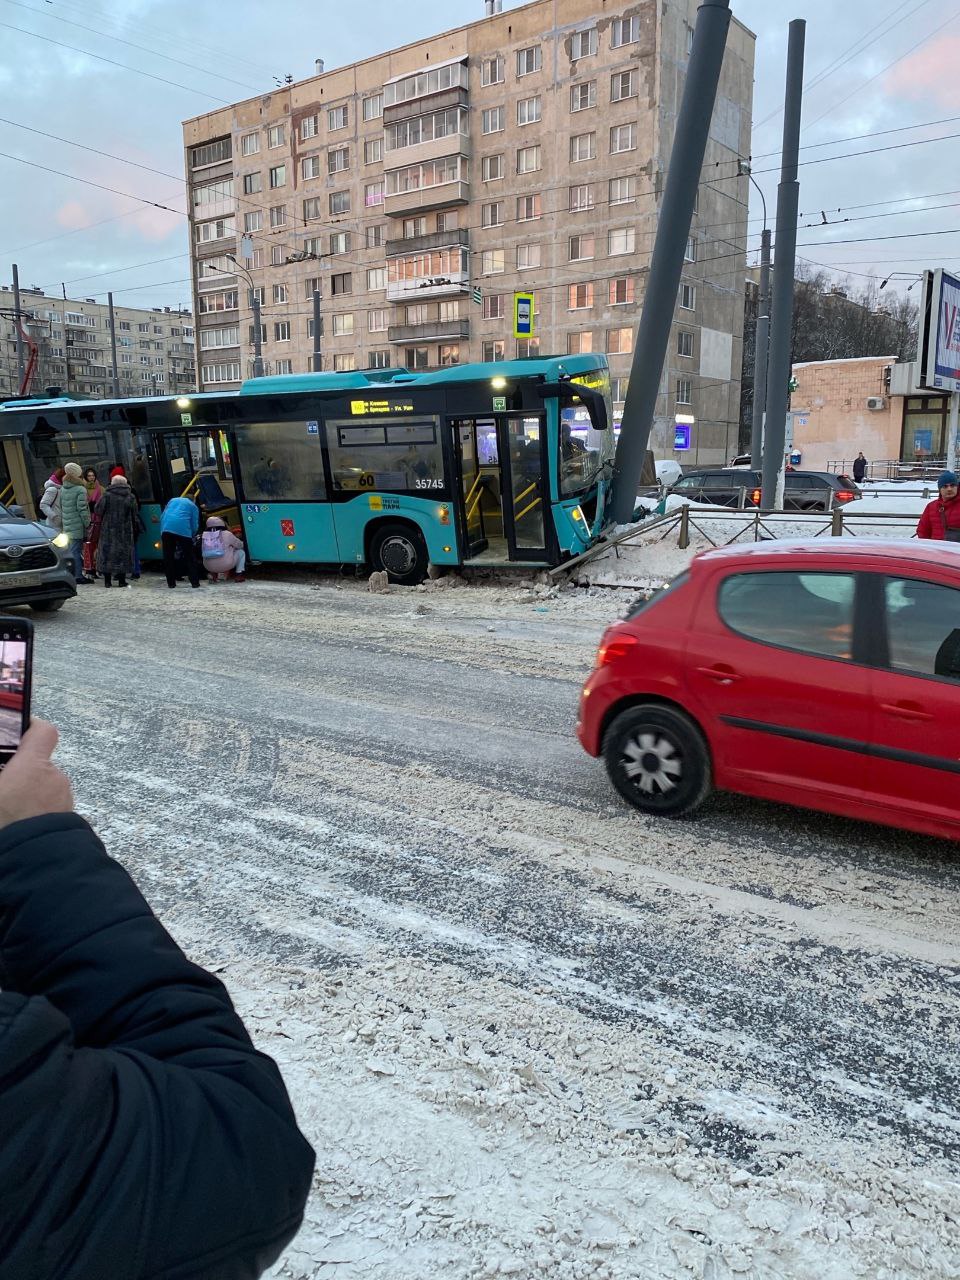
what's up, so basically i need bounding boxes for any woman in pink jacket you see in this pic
[200,516,247,582]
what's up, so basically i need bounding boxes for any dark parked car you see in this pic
[0,505,76,611]
[669,469,861,512]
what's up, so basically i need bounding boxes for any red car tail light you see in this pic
[596,629,639,667]
[836,489,855,503]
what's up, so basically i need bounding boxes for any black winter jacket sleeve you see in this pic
[0,813,315,1280]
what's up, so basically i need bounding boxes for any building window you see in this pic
[367,350,391,369]
[568,282,594,309]
[242,172,262,194]
[364,180,385,207]
[571,27,597,58]
[517,243,541,270]
[406,304,428,326]
[367,267,387,291]
[368,309,389,332]
[609,227,636,255]
[302,155,321,180]
[364,138,383,166]
[607,327,634,354]
[201,361,241,384]
[482,106,504,134]
[366,224,386,248]
[517,145,541,174]
[303,237,323,258]
[244,210,262,232]
[333,353,358,372]
[516,338,540,358]
[274,321,291,341]
[195,217,235,243]
[329,191,351,215]
[569,234,595,261]
[481,55,504,86]
[269,164,286,188]
[610,123,636,154]
[439,299,460,321]
[439,344,460,366]
[437,210,458,232]
[570,132,596,162]
[273,284,288,304]
[304,277,322,299]
[331,272,352,295]
[482,293,505,320]
[610,377,626,405]
[570,82,596,112]
[191,138,232,168]
[332,313,354,336]
[517,194,541,221]
[517,46,541,76]
[567,332,593,354]
[569,184,594,213]
[303,197,322,221]
[612,15,641,47]
[677,330,695,357]
[610,277,636,305]
[362,93,383,121]
[269,205,286,228]
[199,325,240,349]
[404,216,426,238]
[328,146,349,174]
[482,201,504,227]
[609,176,636,205]
[273,359,291,375]
[267,124,285,149]
[330,231,351,254]
[240,132,260,156]
[482,154,504,182]
[676,378,692,405]
[328,104,348,131]
[684,236,697,262]
[517,95,541,125]
[482,339,506,362]
[611,69,638,101]
[301,115,318,140]
[680,283,696,310]
[404,346,429,369]
[481,249,505,274]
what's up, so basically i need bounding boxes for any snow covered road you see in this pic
[36,574,960,1279]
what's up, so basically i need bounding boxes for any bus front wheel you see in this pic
[369,522,428,586]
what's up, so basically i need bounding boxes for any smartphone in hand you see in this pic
[0,617,32,767]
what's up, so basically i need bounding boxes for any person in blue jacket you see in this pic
[160,494,201,588]
[0,720,315,1278]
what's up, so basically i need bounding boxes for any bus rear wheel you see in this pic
[370,522,428,586]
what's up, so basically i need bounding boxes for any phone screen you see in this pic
[0,621,32,763]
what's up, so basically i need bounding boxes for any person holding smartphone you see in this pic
[0,720,316,1276]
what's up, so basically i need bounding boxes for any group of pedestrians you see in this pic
[39,464,248,589]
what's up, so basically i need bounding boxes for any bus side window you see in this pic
[233,422,329,501]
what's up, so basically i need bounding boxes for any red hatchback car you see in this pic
[578,540,960,841]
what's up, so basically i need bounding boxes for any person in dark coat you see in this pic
[852,452,867,483]
[0,720,316,1278]
[94,474,141,588]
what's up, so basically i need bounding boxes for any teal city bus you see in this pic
[0,354,614,582]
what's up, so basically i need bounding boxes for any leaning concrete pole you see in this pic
[750,228,771,468]
[761,19,805,508]
[609,0,732,524]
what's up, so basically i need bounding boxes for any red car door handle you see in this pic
[880,701,933,722]
[696,665,741,684]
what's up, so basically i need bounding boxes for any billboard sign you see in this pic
[921,268,960,391]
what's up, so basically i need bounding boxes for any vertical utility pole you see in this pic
[750,227,771,468]
[947,392,959,470]
[251,288,265,378]
[107,291,121,397]
[312,288,322,372]
[609,0,732,524]
[11,265,25,387]
[761,19,805,508]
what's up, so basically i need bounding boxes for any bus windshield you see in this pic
[559,418,615,498]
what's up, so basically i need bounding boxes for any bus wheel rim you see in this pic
[381,535,416,574]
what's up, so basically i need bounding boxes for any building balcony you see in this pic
[383,85,469,125]
[384,179,470,218]
[386,227,469,257]
[384,130,470,171]
[387,318,469,343]
[387,272,469,303]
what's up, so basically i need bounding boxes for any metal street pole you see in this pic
[221,255,263,379]
[312,288,322,372]
[11,264,25,387]
[609,0,732,524]
[107,291,121,397]
[761,19,805,509]
[947,390,959,470]
[750,227,771,468]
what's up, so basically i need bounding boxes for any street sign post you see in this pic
[513,292,534,340]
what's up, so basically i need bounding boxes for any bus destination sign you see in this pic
[350,399,414,415]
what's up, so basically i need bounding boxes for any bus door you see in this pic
[451,419,491,557]
[499,414,549,562]
[450,415,548,562]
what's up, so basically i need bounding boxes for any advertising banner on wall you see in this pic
[921,269,960,391]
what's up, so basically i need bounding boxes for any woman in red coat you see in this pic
[917,470,960,540]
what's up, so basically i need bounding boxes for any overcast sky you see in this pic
[1,0,957,313]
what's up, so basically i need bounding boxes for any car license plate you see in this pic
[0,574,42,590]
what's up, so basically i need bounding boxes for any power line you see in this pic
[752,112,960,162]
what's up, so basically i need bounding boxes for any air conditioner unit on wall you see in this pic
[866,396,886,411]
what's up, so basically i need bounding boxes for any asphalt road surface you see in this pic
[33,573,960,1279]
[0,705,21,748]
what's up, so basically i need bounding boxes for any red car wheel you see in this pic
[602,704,712,817]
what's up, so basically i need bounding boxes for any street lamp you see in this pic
[206,258,264,379]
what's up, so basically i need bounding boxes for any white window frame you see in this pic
[516,46,541,77]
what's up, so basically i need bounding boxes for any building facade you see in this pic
[0,286,195,401]
[182,0,754,461]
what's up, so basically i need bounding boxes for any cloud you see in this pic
[56,200,93,231]
[884,34,960,110]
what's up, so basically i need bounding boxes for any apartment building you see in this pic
[0,286,195,400]
[182,0,754,461]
